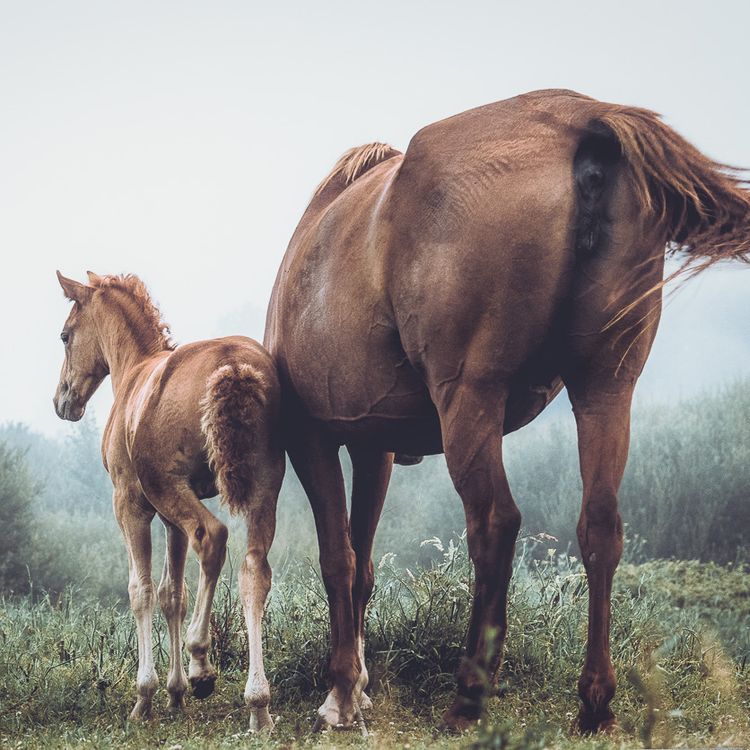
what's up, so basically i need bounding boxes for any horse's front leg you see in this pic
[114,488,158,720]
[568,384,633,732]
[434,381,521,730]
[347,446,393,713]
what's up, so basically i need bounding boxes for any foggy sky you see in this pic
[1,1,748,435]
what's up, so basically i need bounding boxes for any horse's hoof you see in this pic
[394,453,424,466]
[311,701,364,734]
[190,674,216,699]
[441,700,481,733]
[577,707,617,734]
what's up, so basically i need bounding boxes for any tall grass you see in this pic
[1,536,748,748]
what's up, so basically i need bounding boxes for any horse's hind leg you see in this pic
[567,384,633,732]
[114,486,158,720]
[287,424,361,730]
[236,455,284,732]
[347,445,393,711]
[562,201,663,731]
[157,516,189,710]
[434,382,521,730]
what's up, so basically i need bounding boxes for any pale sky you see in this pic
[1,1,748,435]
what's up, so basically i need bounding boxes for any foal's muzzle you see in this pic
[53,383,86,422]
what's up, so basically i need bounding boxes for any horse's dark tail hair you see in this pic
[200,363,268,515]
[597,107,750,269]
[580,106,750,327]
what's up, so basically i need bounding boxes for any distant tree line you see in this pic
[0,378,747,599]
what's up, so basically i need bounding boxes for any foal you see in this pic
[53,271,284,730]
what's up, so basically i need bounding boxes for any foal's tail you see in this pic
[200,364,268,515]
[592,106,750,271]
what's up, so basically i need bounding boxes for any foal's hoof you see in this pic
[128,699,154,722]
[190,674,216,699]
[577,707,617,734]
[249,706,274,733]
[359,691,373,711]
[167,692,186,712]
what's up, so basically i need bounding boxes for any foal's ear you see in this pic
[86,270,103,286]
[56,271,93,304]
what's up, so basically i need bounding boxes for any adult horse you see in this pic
[265,89,750,733]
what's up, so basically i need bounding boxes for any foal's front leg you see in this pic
[157,516,189,710]
[114,489,158,720]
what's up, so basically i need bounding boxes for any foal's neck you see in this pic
[96,300,169,392]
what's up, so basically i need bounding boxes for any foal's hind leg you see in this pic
[114,487,158,720]
[237,458,284,732]
[433,383,520,730]
[347,446,393,711]
[141,481,228,700]
[157,516,189,710]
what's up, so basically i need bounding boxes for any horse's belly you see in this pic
[286,340,435,424]
[503,376,564,433]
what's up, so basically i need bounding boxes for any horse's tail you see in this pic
[590,106,750,271]
[200,363,269,515]
[314,142,402,197]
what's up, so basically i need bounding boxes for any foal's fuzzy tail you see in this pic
[596,107,750,270]
[200,364,268,515]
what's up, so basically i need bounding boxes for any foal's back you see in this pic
[104,335,277,497]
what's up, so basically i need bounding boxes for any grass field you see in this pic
[1,536,748,749]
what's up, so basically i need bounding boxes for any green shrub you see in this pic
[0,441,38,594]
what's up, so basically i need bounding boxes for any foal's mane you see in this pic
[92,274,175,351]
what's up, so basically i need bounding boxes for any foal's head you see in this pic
[54,271,109,421]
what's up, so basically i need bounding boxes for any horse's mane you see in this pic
[314,142,401,197]
[92,274,175,351]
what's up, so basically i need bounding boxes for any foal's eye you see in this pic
[60,331,69,344]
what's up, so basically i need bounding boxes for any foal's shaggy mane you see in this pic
[92,274,175,351]
[314,142,401,197]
